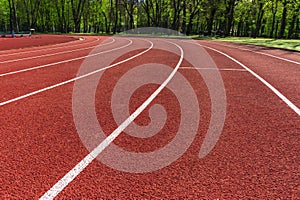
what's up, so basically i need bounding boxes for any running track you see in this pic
[0,35,299,199]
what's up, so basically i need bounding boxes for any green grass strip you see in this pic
[216,37,300,51]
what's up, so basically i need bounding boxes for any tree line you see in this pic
[0,0,299,39]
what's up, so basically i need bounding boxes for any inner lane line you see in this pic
[0,37,102,58]
[39,39,182,200]
[203,41,300,65]
[0,39,152,107]
[0,38,129,77]
[199,43,300,117]
[0,38,115,64]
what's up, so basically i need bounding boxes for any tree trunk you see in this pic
[171,0,182,31]
[145,0,151,26]
[186,11,198,36]
[269,0,278,38]
[8,0,19,33]
[207,8,217,35]
[113,0,118,34]
[236,21,242,37]
[288,7,299,39]
[253,3,264,38]
[182,0,187,34]
[30,0,42,28]
[278,0,287,39]
[223,0,235,36]
[8,0,14,33]
[295,18,300,39]
[71,0,86,33]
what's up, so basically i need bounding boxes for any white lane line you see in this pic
[0,38,114,64]
[200,44,300,116]
[205,41,300,65]
[39,39,183,200]
[0,39,152,107]
[0,38,126,77]
[0,36,87,56]
[180,67,247,71]
[0,37,102,57]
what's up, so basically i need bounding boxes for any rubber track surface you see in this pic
[0,37,299,199]
[0,34,78,51]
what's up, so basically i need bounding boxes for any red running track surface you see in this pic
[0,35,299,199]
[0,34,78,51]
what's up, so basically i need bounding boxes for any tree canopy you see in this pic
[0,0,299,38]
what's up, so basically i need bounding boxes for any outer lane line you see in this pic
[39,39,183,200]
[0,36,87,56]
[203,41,300,65]
[0,39,152,107]
[0,38,126,77]
[0,38,115,64]
[198,43,300,116]
[0,37,102,58]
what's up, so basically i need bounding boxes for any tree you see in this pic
[253,1,265,38]
[269,0,278,37]
[71,0,86,32]
[122,0,137,30]
[186,0,201,35]
[0,0,298,38]
[8,0,18,33]
[278,0,288,38]
[170,0,182,31]
[288,0,300,38]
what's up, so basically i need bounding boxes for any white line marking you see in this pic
[0,37,102,57]
[180,67,247,71]
[39,40,183,200]
[199,44,300,116]
[0,39,152,107]
[0,36,86,56]
[204,41,300,65]
[0,38,114,64]
[0,38,126,77]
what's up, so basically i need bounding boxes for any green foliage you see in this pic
[0,0,299,38]
[218,37,300,51]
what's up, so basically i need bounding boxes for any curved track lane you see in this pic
[0,35,81,51]
[0,37,134,103]
[0,37,299,199]
[0,38,116,77]
[0,37,103,63]
[199,40,300,109]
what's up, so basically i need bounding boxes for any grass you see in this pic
[216,37,300,51]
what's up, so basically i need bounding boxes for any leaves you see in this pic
[0,0,298,38]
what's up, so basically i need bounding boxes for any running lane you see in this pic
[0,36,107,75]
[199,40,300,107]
[0,34,78,51]
[0,37,299,199]
[204,40,300,63]
[0,37,127,102]
[45,39,299,199]
[0,37,153,198]
[0,36,103,61]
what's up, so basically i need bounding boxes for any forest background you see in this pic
[0,0,299,39]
